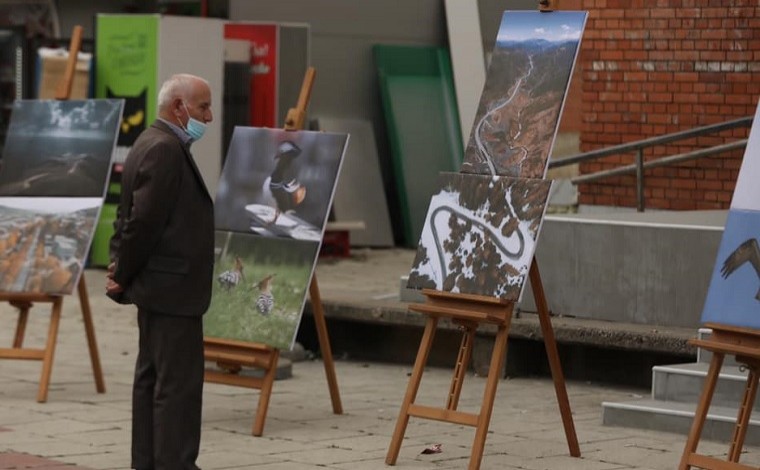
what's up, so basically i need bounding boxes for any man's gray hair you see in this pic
[157,74,209,111]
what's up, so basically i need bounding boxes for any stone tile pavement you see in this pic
[1,252,759,469]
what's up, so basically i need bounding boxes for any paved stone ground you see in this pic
[1,252,759,469]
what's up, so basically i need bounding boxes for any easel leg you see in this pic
[678,352,724,470]
[37,298,62,403]
[11,301,31,348]
[529,261,581,457]
[309,275,343,414]
[386,316,438,465]
[727,363,760,463]
[469,322,510,470]
[253,348,280,436]
[447,322,476,410]
[78,278,106,393]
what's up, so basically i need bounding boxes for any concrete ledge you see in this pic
[304,298,698,357]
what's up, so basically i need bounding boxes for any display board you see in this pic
[460,11,586,178]
[701,100,760,328]
[0,99,122,295]
[206,127,348,350]
[407,172,552,300]
[404,10,587,301]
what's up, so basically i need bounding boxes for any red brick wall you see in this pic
[573,0,759,209]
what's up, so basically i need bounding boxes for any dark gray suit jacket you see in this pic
[109,120,215,317]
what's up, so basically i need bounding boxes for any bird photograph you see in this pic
[0,99,122,197]
[205,231,319,350]
[217,256,245,291]
[213,127,348,240]
[254,274,275,315]
[721,238,760,301]
[701,209,760,329]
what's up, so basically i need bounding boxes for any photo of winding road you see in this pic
[461,11,586,179]
[0,197,101,294]
[406,172,552,300]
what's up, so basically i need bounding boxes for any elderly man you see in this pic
[107,73,215,470]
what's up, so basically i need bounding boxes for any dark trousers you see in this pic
[132,309,204,470]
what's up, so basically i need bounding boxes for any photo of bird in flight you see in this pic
[721,238,760,301]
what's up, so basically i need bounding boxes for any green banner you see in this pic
[96,15,159,147]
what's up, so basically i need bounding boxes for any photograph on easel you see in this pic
[204,230,319,350]
[0,99,123,197]
[406,172,553,300]
[460,10,586,178]
[701,209,760,329]
[0,197,101,294]
[214,127,348,241]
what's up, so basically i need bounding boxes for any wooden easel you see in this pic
[385,263,579,470]
[203,66,343,436]
[679,323,760,470]
[0,25,105,403]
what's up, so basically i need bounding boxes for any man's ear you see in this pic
[172,98,184,118]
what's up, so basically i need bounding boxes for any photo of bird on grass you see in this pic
[205,230,319,350]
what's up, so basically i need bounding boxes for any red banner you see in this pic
[225,23,278,128]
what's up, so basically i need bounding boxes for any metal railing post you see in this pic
[636,148,644,212]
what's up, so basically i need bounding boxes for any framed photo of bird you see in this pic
[702,209,760,328]
[0,99,123,198]
[214,127,349,241]
[0,197,102,294]
[406,172,553,300]
[204,230,319,350]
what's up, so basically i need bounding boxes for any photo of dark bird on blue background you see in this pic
[217,256,245,291]
[255,274,275,315]
[721,238,760,301]
[267,140,306,225]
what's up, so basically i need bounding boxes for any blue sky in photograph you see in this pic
[702,209,760,328]
[496,11,586,44]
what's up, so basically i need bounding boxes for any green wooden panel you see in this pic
[374,45,463,246]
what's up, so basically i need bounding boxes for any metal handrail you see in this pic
[548,116,753,211]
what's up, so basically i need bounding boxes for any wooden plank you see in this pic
[54,25,83,100]
[679,353,725,470]
[530,261,581,457]
[386,316,438,465]
[204,369,265,389]
[690,339,760,360]
[0,348,46,360]
[470,321,510,470]
[409,303,508,324]
[252,348,279,436]
[0,293,58,302]
[204,349,270,368]
[407,404,478,426]
[37,298,62,403]
[12,306,29,348]
[687,453,756,470]
[309,276,343,414]
[78,278,105,393]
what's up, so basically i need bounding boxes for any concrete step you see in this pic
[652,362,754,410]
[602,398,760,445]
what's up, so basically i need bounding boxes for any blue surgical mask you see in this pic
[181,101,207,141]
